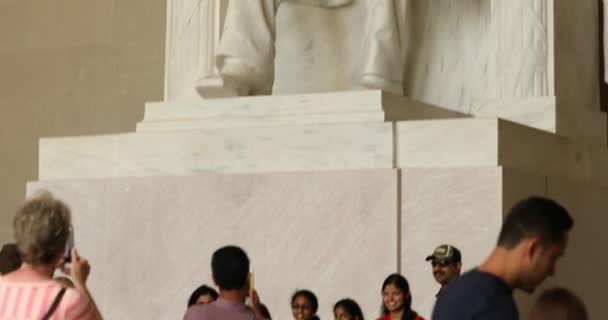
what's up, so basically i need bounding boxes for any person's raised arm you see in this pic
[70,248,104,320]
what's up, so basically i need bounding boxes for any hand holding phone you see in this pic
[249,271,254,298]
[63,227,75,265]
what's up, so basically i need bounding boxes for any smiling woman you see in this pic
[379,274,425,320]
[291,289,321,320]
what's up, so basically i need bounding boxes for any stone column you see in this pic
[164,0,233,102]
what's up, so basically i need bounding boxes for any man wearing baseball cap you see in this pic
[426,244,462,297]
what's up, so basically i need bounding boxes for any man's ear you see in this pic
[522,236,542,262]
[456,262,462,272]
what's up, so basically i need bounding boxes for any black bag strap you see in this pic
[42,287,67,320]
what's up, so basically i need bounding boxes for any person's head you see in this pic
[54,276,75,288]
[291,289,319,320]
[425,244,462,285]
[334,298,364,320]
[13,191,72,267]
[497,196,573,293]
[528,287,588,320]
[187,284,219,307]
[0,243,22,275]
[211,245,250,291]
[381,273,412,315]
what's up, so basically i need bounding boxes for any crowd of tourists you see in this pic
[0,191,588,320]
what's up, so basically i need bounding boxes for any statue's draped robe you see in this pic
[217,0,406,95]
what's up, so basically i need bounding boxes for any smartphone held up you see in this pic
[63,226,75,266]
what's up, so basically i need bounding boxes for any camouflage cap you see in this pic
[425,244,462,263]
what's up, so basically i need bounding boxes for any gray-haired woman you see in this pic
[0,191,103,319]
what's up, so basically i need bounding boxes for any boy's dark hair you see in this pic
[211,245,250,290]
[498,196,573,248]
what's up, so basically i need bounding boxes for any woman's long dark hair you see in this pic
[187,284,219,307]
[292,289,320,320]
[381,273,419,320]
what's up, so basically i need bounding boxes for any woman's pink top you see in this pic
[0,277,94,319]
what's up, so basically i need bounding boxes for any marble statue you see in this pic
[165,0,227,100]
[214,0,406,96]
[166,0,604,143]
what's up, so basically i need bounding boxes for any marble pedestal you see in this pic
[33,91,608,319]
[29,169,608,319]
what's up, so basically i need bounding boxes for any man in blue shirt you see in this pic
[432,196,574,320]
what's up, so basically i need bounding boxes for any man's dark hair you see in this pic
[211,245,249,290]
[498,196,573,248]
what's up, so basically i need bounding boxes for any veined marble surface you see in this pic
[39,122,394,179]
[400,167,547,318]
[137,90,468,132]
[401,167,503,318]
[396,118,608,186]
[28,167,608,318]
[40,116,608,187]
[165,0,605,143]
[28,169,398,320]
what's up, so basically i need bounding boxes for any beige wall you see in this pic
[0,0,166,243]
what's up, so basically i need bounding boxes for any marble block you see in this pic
[136,90,468,132]
[471,96,556,135]
[28,165,608,319]
[401,166,608,319]
[396,118,608,187]
[40,115,608,185]
[400,166,546,318]
[137,92,567,145]
[39,122,394,180]
[28,169,399,320]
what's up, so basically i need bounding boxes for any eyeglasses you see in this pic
[431,261,451,267]
[292,304,312,310]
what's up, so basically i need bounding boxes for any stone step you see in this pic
[136,90,468,131]
[39,118,608,186]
